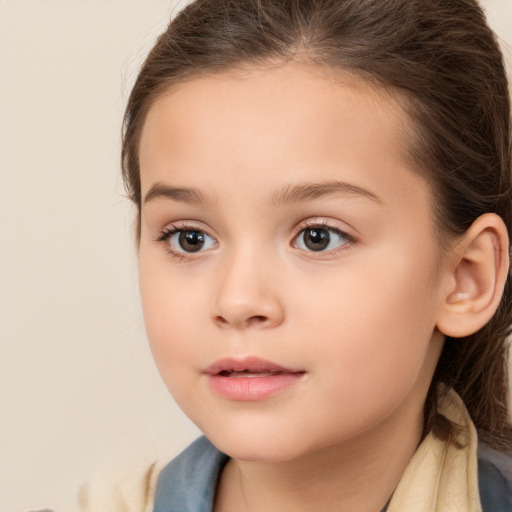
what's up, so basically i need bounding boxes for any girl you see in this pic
[81,0,512,510]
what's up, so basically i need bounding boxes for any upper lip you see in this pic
[204,356,304,375]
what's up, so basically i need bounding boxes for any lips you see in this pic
[204,357,306,401]
[205,357,299,375]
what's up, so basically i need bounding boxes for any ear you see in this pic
[436,213,510,338]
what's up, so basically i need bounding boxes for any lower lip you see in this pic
[207,373,304,401]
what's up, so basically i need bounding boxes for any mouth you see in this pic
[204,357,306,401]
[217,370,288,378]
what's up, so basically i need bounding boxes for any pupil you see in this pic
[179,231,205,252]
[304,228,330,251]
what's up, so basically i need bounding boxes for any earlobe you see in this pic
[436,213,510,338]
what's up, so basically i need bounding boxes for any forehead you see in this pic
[138,62,428,217]
[140,62,411,165]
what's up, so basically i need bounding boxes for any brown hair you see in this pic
[122,0,512,452]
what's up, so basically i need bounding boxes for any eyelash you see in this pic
[155,220,356,261]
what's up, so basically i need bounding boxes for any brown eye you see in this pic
[178,231,206,252]
[302,228,331,251]
[294,226,350,252]
[166,229,216,253]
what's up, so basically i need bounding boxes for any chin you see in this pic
[213,437,303,463]
[199,420,324,463]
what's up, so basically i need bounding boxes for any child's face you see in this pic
[138,63,447,461]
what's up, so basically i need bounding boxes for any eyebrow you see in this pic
[270,180,384,207]
[143,179,383,207]
[143,183,214,206]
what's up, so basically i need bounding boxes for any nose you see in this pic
[211,250,285,330]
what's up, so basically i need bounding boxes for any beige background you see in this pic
[1,1,511,510]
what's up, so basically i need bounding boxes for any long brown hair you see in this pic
[122,0,512,452]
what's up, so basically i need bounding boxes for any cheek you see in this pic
[138,253,203,380]
[299,248,441,392]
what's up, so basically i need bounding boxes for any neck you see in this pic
[214,395,424,512]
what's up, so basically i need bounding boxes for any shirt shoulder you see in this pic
[478,444,512,512]
[77,459,163,512]
[153,436,229,512]
[77,437,227,512]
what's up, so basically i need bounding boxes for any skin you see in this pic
[137,62,452,511]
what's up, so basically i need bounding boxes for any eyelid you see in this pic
[293,218,356,239]
[155,220,216,240]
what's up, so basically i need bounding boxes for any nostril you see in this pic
[214,314,269,328]
[247,315,268,325]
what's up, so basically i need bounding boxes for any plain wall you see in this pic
[1,1,511,510]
